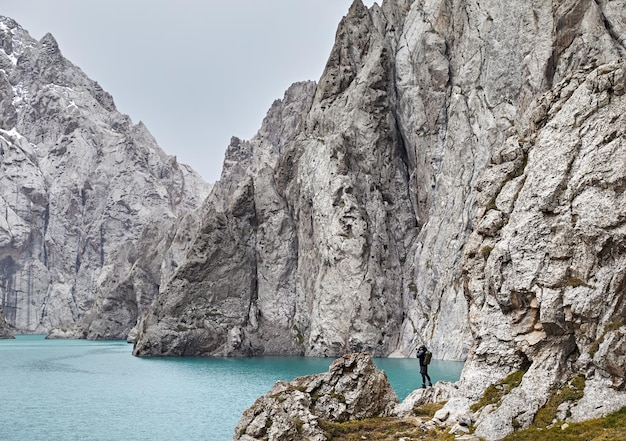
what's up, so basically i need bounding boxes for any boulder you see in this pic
[233,352,398,440]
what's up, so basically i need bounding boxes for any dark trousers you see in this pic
[420,365,432,385]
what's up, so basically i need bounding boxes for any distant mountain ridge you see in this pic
[0,16,210,336]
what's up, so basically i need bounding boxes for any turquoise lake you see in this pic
[0,335,464,440]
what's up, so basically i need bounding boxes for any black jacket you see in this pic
[416,348,428,367]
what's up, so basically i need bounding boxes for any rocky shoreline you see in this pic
[235,352,626,440]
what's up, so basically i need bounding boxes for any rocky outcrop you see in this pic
[53,210,205,341]
[0,17,210,335]
[0,306,13,338]
[133,81,317,356]
[134,0,625,362]
[134,0,438,358]
[233,352,398,441]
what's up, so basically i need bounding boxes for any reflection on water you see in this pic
[0,335,464,441]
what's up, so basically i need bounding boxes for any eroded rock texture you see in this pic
[133,81,318,355]
[135,0,625,362]
[135,0,462,358]
[0,17,209,335]
[233,352,398,441]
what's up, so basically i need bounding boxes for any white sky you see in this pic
[2,0,376,182]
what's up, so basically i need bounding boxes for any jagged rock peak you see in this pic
[132,80,317,357]
[133,0,626,362]
[233,353,398,440]
[40,32,59,53]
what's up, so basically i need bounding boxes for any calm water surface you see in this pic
[0,335,463,440]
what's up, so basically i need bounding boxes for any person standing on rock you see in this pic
[416,344,433,388]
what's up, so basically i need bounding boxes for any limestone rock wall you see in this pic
[133,81,318,355]
[0,17,210,334]
[134,2,420,357]
[393,0,625,359]
[60,211,204,341]
[458,60,626,440]
[134,0,625,365]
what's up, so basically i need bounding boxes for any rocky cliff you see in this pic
[134,0,462,358]
[133,81,319,355]
[131,0,625,435]
[60,210,206,341]
[456,59,626,440]
[0,17,210,335]
[135,0,624,359]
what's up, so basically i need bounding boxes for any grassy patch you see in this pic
[480,245,494,258]
[502,406,626,441]
[565,276,593,289]
[319,418,455,441]
[294,417,304,434]
[413,402,446,418]
[533,375,586,428]
[470,369,526,412]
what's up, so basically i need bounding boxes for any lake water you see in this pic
[0,335,464,440]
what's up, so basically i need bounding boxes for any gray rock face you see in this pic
[133,81,317,356]
[233,352,398,441]
[135,0,429,358]
[0,17,210,335]
[61,211,205,341]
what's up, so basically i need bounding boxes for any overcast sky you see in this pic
[2,1,375,182]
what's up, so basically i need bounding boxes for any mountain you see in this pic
[0,17,210,336]
[134,0,450,358]
[131,0,517,359]
[130,0,626,435]
[3,0,623,436]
